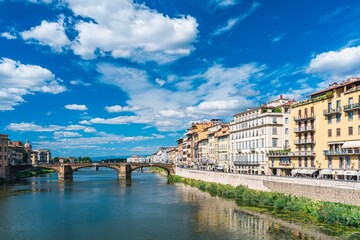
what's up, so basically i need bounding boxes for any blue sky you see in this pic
[1,0,360,157]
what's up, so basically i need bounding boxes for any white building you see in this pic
[147,147,175,163]
[230,96,293,175]
[127,155,146,163]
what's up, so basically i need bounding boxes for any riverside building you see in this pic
[230,96,292,175]
[0,134,9,179]
[270,78,360,180]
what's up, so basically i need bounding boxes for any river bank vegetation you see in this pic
[168,175,360,232]
[16,169,55,178]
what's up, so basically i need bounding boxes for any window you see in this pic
[311,107,314,115]
[358,126,360,135]
[358,110,360,119]
[346,156,351,169]
[349,126,353,135]
[339,156,344,168]
[349,97,353,105]
[328,129,332,137]
[336,128,341,136]
[328,115,332,124]
[311,157,315,168]
[261,139,264,147]
[328,156,332,168]
[304,157,308,167]
[349,111,353,121]
[272,127,277,135]
[285,140,289,149]
[272,138,278,147]
[285,128,289,134]
[305,108,308,116]
[298,157,302,167]
[273,117,277,123]
[285,117,289,124]
[298,110,301,117]
[335,113,340,122]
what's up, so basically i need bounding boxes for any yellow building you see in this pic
[270,78,360,180]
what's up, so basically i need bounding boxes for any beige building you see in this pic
[176,138,184,165]
[166,147,177,164]
[230,96,292,175]
[0,134,9,179]
[207,124,230,171]
[270,78,360,180]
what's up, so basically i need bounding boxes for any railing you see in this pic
[294,138,316,145]
[269,151,315,157]
[323,108,341,115]
[294,126,316,133]
[294,113,315,121]
[343,102,360,111]
[323,149,360,155]
[233,161,260,165]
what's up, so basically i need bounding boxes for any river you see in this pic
[0,168,351,240]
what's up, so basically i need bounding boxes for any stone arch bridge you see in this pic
[9,162,175,181]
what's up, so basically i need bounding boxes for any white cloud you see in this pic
[213,2,260,36]
[53,131,82,139]
[0,58,66,111]
[213,0,240,8]
[68,0,198,63]
[69,80,91,86]
[7,122,95,132]
[155,78,166,87]
[93,62,263,131]
[1,32,17,40]
[65,104,88,111]
[21,16,70,52]
[104,105,139,113]
[307,45,360,75]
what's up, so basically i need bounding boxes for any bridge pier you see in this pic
[94,165,99,171]
[118,165,131,179]
[59,165,73,181]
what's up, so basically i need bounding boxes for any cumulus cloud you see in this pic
[1,32,17,40]
[0,57,66,111]
[91,62,263,131]
[307,45,360,75]
[105,105,139,113]
[67,0,198,63]
[64,104,88,111]
[21,16,71,52]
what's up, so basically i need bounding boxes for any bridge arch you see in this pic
[129,164,175,176]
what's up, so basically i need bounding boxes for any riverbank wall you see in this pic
[175,168,360,206]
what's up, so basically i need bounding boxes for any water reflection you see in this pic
[0,169,353,240]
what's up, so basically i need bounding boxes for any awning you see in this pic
[298,169,316,175]
[298,169,309,174]
[328,141,345,145]
[291,169,300,175]
[320,169,333,175]
[335,170,345,175]
[344,170,358,176]
[342,140,360,149]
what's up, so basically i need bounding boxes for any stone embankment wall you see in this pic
[175,168,360,206]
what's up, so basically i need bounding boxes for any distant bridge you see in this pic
[8,162,175,181]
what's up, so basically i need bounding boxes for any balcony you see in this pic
[343,102,360,111]
[323,108,341,115]
[294,138,316,145]
[233,161,260,166]
[289,151,315,156]
[294,113,315,122]
[294,126,316,133]
[323,149,360,155]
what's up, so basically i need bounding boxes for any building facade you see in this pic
[0,134,9,179]
[270,78,360,180]
[230,96,292,175]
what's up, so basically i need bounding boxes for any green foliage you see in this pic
[168,175,360,229]
[77,156,92,163]
[272,107,282,113]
